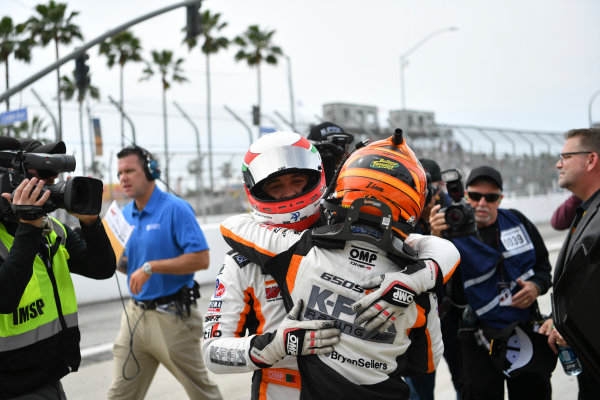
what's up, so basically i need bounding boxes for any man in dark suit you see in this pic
[540,127,600,399]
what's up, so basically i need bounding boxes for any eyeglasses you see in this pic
[467,191,501,202]
[559,151,591,162]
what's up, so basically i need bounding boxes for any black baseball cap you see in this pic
[489,322,558,378]
[419,159,442,182]
[307,122,354,143]
[466,165,503,190]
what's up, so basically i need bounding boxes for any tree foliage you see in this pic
[233,25,282,68]
[140,50,187,90]
[99,30,142,68]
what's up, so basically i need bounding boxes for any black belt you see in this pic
[133,292,180,310]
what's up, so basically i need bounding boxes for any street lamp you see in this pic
[588,89,600,127]
[285,55,297,131]
[400,26,458,110]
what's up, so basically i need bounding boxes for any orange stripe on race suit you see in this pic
[220,225,277,258]
[262,368,301,389]
[286,255,303,293]
[443,258,461,284]
[235,287,266,336]
[425,328,434,373]
[407,302,427,338]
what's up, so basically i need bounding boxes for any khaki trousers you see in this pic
[107,300,222,400]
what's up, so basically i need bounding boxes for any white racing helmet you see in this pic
[242,131,326,231]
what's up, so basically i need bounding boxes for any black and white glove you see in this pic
[249,300,341,368]
[353,259,441,333]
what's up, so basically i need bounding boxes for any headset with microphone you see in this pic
[121,145,161,181]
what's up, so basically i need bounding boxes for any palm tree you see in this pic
[0,16,34,136]
[140,50,187,189]
[233,25,283,137]
[60,71,100,175]
[184,10,229,193]
[99,30,142,148]
[22,0,83,141]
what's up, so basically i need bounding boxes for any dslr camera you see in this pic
[438,168,477,239]
[311,134,353,185]
[0,148,103,215]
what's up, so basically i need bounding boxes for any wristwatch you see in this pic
[142,262,153,276]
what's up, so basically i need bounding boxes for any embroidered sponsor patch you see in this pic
[215,279,225,298]
[348,244,378,270]
[228,251,251,268]
[204,314,221,323]
[209,346,246,366]
[203,323,221,339]
[208,300,222,312]
[265,281,282,302]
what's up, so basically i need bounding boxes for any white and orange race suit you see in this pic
[205,214,460,400]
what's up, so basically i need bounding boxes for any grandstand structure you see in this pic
[322,103,563,196]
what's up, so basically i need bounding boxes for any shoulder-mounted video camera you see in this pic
[438,168,477,239]
[0,145,103,215]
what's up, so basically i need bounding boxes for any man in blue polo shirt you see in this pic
[107,146,222,400]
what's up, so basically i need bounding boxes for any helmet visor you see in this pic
[244,144,321,191]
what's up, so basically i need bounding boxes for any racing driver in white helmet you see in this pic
[204,131,460,399]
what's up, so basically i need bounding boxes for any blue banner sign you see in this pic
[0,108,28,126]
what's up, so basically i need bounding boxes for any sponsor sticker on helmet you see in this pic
[370,158,399,170]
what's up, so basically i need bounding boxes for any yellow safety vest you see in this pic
[0,218,78,352]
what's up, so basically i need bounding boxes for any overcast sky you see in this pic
[3,0,600,188]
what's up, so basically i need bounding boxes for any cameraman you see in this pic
[0,139,116,399]
[429,165,552,400]
[307,121,354,185]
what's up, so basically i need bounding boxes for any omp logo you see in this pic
[285,331,300,355]
[392,287,414,305]
[348,245,378,267]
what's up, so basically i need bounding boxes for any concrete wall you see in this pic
[73,192,571,305]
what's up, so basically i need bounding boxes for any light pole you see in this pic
[285,55,296,131]
[400,26,458,110]
[588,89,600,127]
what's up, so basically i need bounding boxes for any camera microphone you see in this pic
[0,137,22,151]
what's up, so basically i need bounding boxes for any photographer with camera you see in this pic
[0,139,116,399]
[429,165,553,400]
[307,122,354,185]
